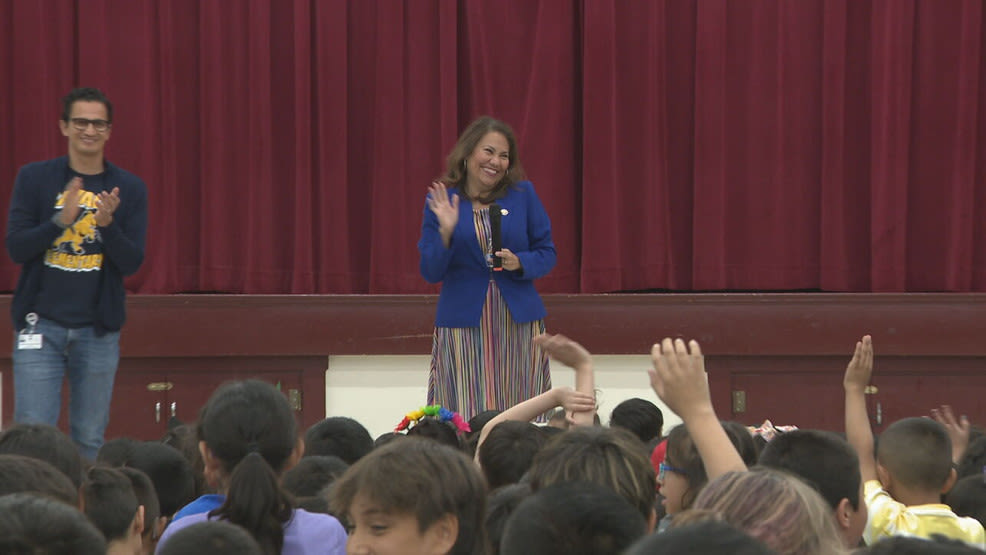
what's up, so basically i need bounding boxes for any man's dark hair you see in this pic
[609,398,664,443]
[0,423,85,488]
[303,416,374,464]
[758,429,861,510]
[61,87,113,122]
[281,455,349,498]
[478,421,547,490]
[82,466,139,542]
[500,481,647,555]
[157,521,262,555]
[0,454,79,505]
[0,493,107,555]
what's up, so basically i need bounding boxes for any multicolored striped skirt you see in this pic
[427,280,551,420]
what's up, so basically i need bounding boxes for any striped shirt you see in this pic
[863,480,985,549]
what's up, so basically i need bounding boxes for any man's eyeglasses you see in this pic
[69,118,111,132]
[658,462,688,482]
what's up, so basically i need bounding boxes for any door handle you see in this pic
[155,402,161,423]
[171,402,177,419]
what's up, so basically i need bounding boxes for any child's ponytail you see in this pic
[211,450,292,554]
[199,380,298,555]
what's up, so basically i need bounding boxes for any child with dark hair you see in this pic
[624,519,777,555]
[609,397,664,444]
[0,493,107,555]
[485,483,531,554]
[758,429,867,548]
[527,426,657,529]
[0,453,79,505]
[0,423,85,488]
[945,475,986,529]
[723,420,760,465]
[500,481,647,555]
[467,409,502,437]
[160,423,208,498]
[156,521,262,555]
[955,436,986,480]
[116,466,167,555]
[642,337,752,536]
[157,380,345,555]
[302,416,373,464]
[281,455,349,498]
[655,419,757,530]
[863,534,985,554]
[97,437,139,466]
[102,440,197,521]
[373,432,405,448]
[471,333,596,492]
[82,466,144,555]
[294,495,332,516]
[405,415,463,448]
[464,409,501,456]
[330,438,489,555]
[540,425,564,439]
[477,420,547,490]
[844,335,985,547]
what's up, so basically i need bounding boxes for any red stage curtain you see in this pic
[1,0,984,294]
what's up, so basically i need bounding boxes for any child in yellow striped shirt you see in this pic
[844,336,985,549]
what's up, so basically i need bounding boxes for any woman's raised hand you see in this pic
[427,181,459,238]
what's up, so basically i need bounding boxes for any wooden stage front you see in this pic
[1,294,984,439]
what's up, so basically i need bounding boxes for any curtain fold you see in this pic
[1,0,984,294]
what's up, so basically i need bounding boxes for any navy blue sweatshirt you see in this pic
[6,156,148,332]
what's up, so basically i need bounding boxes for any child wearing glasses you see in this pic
[656,419,758,530]
[646,338,750,530]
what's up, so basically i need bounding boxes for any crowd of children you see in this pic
[1,333,985,554]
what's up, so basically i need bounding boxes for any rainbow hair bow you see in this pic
[394,404,471,435]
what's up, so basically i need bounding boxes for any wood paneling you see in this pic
[2,293,985,435]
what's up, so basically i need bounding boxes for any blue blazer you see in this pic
[418,180,556,327]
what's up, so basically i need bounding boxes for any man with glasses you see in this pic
[6,87,148,460]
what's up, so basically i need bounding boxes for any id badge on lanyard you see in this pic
[17,312,42,350]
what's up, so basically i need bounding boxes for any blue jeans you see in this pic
[12,317,120,461]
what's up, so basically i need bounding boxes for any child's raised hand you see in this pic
[534,333,592,369]
[648,338,711,420]
[931,404,970,462]
[843,335,873,392]
[553,387,596,414]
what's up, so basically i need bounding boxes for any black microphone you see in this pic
[489,203,503,271]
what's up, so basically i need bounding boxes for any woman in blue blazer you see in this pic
[418,116,556,419]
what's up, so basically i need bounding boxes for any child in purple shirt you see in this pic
[157,380,345,554]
